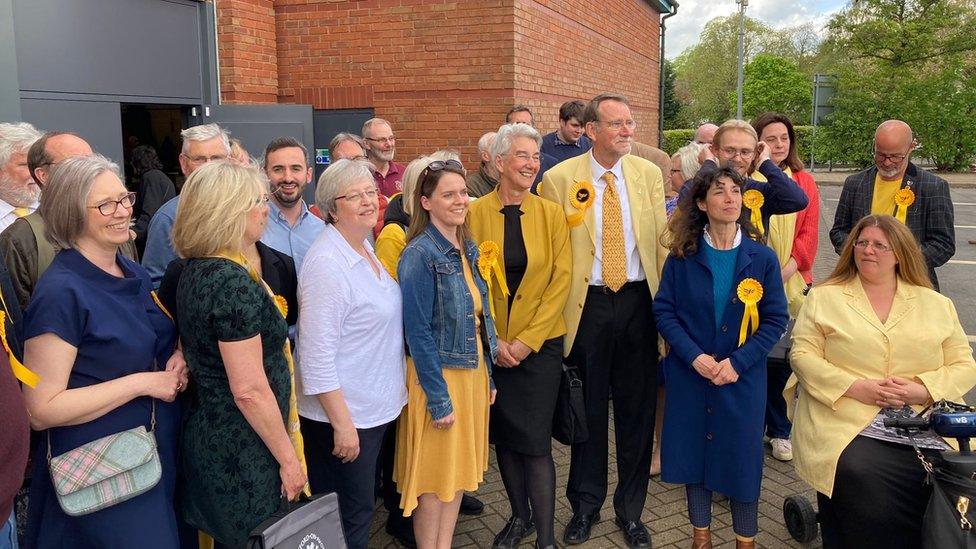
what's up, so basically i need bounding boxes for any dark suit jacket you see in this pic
[829,163,954,289]
[157,241,298,329]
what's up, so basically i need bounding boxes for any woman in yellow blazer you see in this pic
[788,214,976,549]
[468,123,571,549]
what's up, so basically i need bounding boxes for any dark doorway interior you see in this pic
[120,104,188,190]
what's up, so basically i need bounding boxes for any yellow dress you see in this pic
[394,255,490,516]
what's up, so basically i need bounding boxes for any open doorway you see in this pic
[120,104,188,190]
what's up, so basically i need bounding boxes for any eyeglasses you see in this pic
[512,152,541,162]
[89,192,136,216]
[336,188,379,203]
[599,119,637,131]
[854,239,893,253]
[720,147,756,159]
[422,159,465,176]
[873,150,910,163]
[670,168,684,174]
[183,154,228,164]
[364,136,396,145]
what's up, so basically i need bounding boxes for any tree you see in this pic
[661,59,683,130]
[735,55,812,124]
[818,0,976,169]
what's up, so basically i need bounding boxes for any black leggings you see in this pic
[495,446,556,547]
[817,436,937,549]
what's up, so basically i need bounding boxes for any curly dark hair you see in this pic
[130,145,163,176]
[665,164,763,257]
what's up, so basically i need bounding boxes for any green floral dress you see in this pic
[176,258,289,547]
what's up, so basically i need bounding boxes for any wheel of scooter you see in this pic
[783,494,818,543]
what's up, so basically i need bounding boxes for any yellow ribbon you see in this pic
[566,180,595,228]
[0,288,38,388]
[736,278,763,346]
[477,241,509,318]
[742,189,765,235]
[894,187,914,224]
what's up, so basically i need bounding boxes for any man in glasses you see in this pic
[830,119,955,289]
[362,118,403,198]
[142,123,232,287]
[329,133,368,163]
[261,136,324,271]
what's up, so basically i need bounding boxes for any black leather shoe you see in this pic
[563,511,599,545]
[615,517,651,549]
[492,516,536,548]
[385,513,416,548]
[459,493,485,515]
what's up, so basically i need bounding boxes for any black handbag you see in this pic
[552,363,588,446]
[247,492,347,549]
[923,465,976,548]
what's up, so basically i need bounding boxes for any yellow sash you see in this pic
[0,289,38,388]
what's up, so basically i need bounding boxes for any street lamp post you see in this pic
[736,0,748,119]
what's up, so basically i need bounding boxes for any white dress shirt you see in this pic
[296,224,407,428]
[588,151,645,285]
[0,199,36,233]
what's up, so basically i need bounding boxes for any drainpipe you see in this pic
[658,1,679,148]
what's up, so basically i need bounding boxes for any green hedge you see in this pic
[662,126,815,166]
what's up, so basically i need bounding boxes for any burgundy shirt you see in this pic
[0,349,29,524]
[373,161,404,198]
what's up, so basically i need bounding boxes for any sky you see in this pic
[664,0,849,59]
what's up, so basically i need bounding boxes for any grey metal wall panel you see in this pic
[14,0,204,102]
[0,0,22,121]
[20,99,124,166]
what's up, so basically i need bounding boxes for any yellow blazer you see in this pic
[539,153,668,355]
[787,278,976,496]
[468,191,571,352]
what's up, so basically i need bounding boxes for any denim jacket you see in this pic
[398,224,498,420]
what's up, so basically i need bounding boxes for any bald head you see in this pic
[873,120,915,180]
[28,132,94,185]
[694,123,719,145]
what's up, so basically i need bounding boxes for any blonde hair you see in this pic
[400,156,431,217]
[713,119,758,149]
[173,160,267,258]
[820,214,933,289]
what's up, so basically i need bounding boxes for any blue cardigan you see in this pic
[653,233,788,501]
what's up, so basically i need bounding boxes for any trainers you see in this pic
[770,438,793,461]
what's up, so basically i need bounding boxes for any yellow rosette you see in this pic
[477,241,509,318]
[736,278,763,346]
[894,187,915,224]
[742,189,765,235]
[566,180,595,228]
[273,294,288,319]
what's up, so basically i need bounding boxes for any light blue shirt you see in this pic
[261,200,325,272]
[141,195,180,288]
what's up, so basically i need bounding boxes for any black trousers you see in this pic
[764,358,793,439]
[566,282,658,521]
[300,416,391,549]
[817,436,937,549]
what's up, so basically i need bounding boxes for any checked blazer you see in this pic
[829,163,955,289]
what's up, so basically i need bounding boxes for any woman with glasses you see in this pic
[467,123,570,549]
[788,215,976,549]
[172,161,307,548]
[293,159,407,549]
[654,165,788,549]
[395,157,498,549]
[22,155,187,548]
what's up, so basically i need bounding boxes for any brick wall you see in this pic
[217,0,663,165]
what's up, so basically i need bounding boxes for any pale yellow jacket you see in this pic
[787,278,976,496]
[539,153,668,355]
[467,191,571,352]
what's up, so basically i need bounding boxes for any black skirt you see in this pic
[489,337,563,455]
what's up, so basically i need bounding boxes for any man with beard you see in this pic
[362,118,403,198]
[0,123,42,232]
[830,119,954,289]
[262,136,324,270]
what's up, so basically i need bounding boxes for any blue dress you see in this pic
[23,249,180,549]
[653,235,788,502]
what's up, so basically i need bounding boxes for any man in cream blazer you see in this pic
[540,93,668,548]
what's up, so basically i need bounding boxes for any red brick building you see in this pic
[216,0,673,165]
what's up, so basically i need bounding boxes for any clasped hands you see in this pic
[496,339,531,368]
[845,376,931,408]
[693,354,739,386]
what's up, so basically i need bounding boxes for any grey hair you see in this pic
[491,123,542,159]
[0,122,43,167]
[674,143,704,180]
[314,158,375,224]
[361,118,392,137]
[328,133,366,157]
[180,124,231,155]
[41,154,121,250]
[477,132,497,155]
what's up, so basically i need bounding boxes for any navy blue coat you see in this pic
[654,234,788,502]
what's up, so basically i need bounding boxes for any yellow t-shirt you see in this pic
[870,174,902,216]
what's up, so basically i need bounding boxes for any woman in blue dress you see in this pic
[654,165,788,549]
[21,155,187,549]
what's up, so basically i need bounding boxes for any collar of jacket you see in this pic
[423,223,476,258]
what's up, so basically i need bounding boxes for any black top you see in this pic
[501,205,527,310]
[133,169,176,254]
[157,241,298,328]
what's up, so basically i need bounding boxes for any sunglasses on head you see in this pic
[425,159,464,172]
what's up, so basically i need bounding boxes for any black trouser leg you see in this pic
[764,359,793,439]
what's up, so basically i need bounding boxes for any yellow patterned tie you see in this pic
[601,171,627,292]
[13,208,28,217]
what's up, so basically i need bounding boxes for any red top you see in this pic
[790,169,820,284]
[373,161,405,198]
